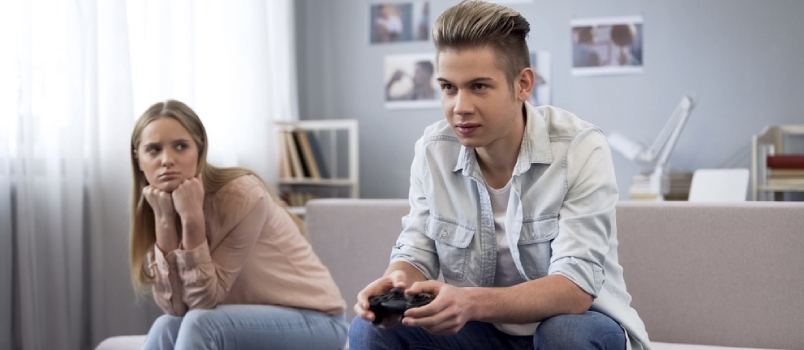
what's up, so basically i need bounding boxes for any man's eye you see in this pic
[441,84,453,90]
[473,83,487,90]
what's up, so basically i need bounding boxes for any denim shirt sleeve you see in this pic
[549,128,618,298]
[390,136,440,281]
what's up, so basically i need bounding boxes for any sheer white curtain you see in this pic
[0,0,298,349]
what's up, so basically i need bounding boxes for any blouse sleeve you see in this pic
[149,247,189,316]
[174,194,268,310]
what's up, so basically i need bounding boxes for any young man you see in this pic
[349,1,651,349]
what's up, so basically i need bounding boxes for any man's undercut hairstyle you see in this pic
[432,0,531,86]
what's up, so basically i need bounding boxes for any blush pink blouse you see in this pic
[149,175,346,316]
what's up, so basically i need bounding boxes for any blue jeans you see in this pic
[143,304,348,350]
[348,311,625,350]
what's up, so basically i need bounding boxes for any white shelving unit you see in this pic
[752,124,804,201]
[276,119,359,215]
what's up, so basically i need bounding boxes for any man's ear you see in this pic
[516,67,535,102]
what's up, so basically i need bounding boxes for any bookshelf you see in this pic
[276,119,359,215]
[752,124,804,201]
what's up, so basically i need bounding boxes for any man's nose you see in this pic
[453,90,474,116]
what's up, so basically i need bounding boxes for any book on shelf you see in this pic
[291,132,311,178]
[306,132,330,178]
[295,131,321,179]
[278,130,292,179]
[628,172,692,201]
[280,189,321,207]
[766,154,804,169]
[284,131,304,179]
[767,178,804,186]
[769,169,804,178]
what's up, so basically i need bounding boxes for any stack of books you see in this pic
[278,130,330,180]
[766,155,804,187]
[278,129,332,207]
[628,171,692,201]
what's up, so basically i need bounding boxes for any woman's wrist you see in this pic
[180,210,206,250]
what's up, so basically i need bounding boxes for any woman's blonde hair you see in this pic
[129,100,306,291]
[432,0,530,86]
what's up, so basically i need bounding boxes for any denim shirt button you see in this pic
[440,230,447,238]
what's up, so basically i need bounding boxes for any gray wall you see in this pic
[297,0,804,200]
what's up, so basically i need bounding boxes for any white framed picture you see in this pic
[384,53,440,110]
[571,16,643,76]
[529,51,551,106]
[369,2,430,44]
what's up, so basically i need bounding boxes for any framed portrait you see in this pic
[369,2,430,44]
[529,51,551,106]
[570,16,643,76]
[384,53,440,110]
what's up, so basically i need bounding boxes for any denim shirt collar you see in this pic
[453,102,554,176]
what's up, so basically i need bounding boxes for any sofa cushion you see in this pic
[652,342,781,350]
[94,335,146,350]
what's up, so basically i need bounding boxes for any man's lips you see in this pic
[456,124,479,136]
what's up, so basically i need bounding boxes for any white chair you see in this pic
[688,168,749,202]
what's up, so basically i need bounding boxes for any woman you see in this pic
[130,100,348,349]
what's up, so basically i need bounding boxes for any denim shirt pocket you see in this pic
[518,215,559,279]
[425,216,475,282]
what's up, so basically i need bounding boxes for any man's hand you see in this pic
[401,280,473,335]
[354,270,409,329]
[389,69,405,84]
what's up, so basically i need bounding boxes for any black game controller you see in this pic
[368,288,433,324]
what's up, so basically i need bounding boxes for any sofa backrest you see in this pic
[616,201,804,349]
[306,199,804,349]
[306,199,410,322]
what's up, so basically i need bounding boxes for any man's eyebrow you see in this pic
[436,77,494,84]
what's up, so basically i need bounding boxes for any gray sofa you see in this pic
[97,199,804,350]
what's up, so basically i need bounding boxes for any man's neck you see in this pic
[475,104,527,189]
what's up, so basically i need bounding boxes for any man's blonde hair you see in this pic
[432,0,530,86]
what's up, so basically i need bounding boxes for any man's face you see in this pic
[437,47,525,150]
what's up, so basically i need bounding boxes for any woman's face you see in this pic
[136,117,199,192]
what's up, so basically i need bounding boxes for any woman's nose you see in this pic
[160,150,174,166]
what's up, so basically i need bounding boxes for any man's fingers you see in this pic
[388,270,407,289]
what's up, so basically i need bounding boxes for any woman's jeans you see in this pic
[142,304,348,350]
[348,310,626,350]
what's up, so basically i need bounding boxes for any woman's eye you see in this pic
[176,143,186,151]
[146,147,160,154]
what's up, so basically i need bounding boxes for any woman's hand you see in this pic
[172,173,206,250]
[143,186,179,252]
[172,173,205,220]
[143,185,176,220]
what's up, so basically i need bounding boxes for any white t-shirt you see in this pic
[486,180,540,336]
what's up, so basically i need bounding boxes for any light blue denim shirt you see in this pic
[391,103,652,350]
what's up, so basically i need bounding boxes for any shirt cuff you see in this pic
[150,246,178,299]
[152,244,177,274]
[174,240,212,272]
[548,256,604,298]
